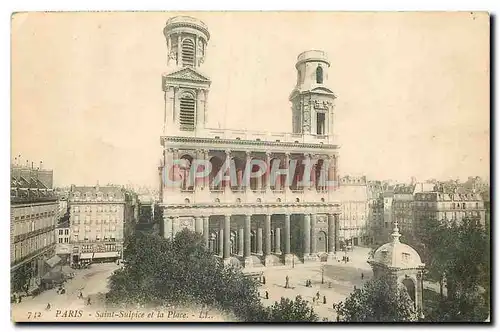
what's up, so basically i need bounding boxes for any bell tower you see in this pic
[162,16,211,135]
[289,50,336,137]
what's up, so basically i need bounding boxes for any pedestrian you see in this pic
[262,276,266,285]
[87,297,91,306]
[323,295,327,304]
[312,297,316,305]
[285,275,289,289]
[316,291,320,300]
[265,291,269,300]
[336,314,340,322]
[46,303,51,311]
[328,281,332,288]
[361,273,364,280]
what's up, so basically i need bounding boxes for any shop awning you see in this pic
[93,252,119,259]
[46,255,61,268]
[80,253,94,259]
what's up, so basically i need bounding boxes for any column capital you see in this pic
[265,151,272,158]
[284,151,291,157]
[224,149,232,156]
[245,150,252,157]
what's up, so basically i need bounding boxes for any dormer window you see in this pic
[316,66,324,84]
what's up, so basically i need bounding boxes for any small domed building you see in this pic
[368,221,425,317]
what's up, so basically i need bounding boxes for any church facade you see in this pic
[158,16,342,267]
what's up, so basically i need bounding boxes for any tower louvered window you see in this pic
[180,94,196,130]
[316,66,324,84]
[182,39,195,67]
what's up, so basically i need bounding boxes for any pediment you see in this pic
[163,67,211,83]
[311,86,335,95]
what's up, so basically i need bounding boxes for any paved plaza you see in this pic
[11,262,119,321]
[252,247,373,321]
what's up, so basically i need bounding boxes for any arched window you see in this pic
[179,93,196,131]
[316,66,324,84]
[181,38,195,67]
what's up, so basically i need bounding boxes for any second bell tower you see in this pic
[289,50,336,138]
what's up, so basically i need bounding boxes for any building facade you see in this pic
[68,185,137,264]
[414,189,486,230]
[392,184,416,240]
[337,176,370,248]
[11,165,58,293]
[158,16,342,267]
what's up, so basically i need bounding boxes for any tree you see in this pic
[106,229,263,321]
[11,263,33,294]
[414,216,490,321]
[335,277,417,322]
[263,296,319,322]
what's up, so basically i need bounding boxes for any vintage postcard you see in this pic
[10,12,490,323]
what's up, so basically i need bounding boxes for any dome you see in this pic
[164,16,210,41]
[369,222,425,269]
[296,50,330,68]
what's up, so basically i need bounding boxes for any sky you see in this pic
[11,12,490,187]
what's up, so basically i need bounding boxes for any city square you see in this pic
[10,12,490,323]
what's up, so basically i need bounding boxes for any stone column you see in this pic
[284,152,291,192]
[163,215,172,240]
[223,215,231,260]
[256,226,263,255]
[264,214,273,266]
[303,214,311,257]
[224,150,231,191]
[265,152,271,191]
[238,226,244,256]
[195,216,203,234]
[327,155,335,191]
[203,216,209,247]
[302,153,312,189]
[327,214,335,261]
[202,149,209,189]
[218,221,224,256]
[244,215,252,267]
[177,35,182,66]
[172,216,179,238]
[334,214,340,253]
[284,213,293,266]
[274,228,281,255]
[310,214,317,258]
[245,151,252,192]
[264,214,271,255]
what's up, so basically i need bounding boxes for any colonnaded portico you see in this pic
[161,204,341,267]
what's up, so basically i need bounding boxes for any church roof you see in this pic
[368,222,425,270]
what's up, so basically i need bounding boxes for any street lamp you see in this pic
[321,264,325,284]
